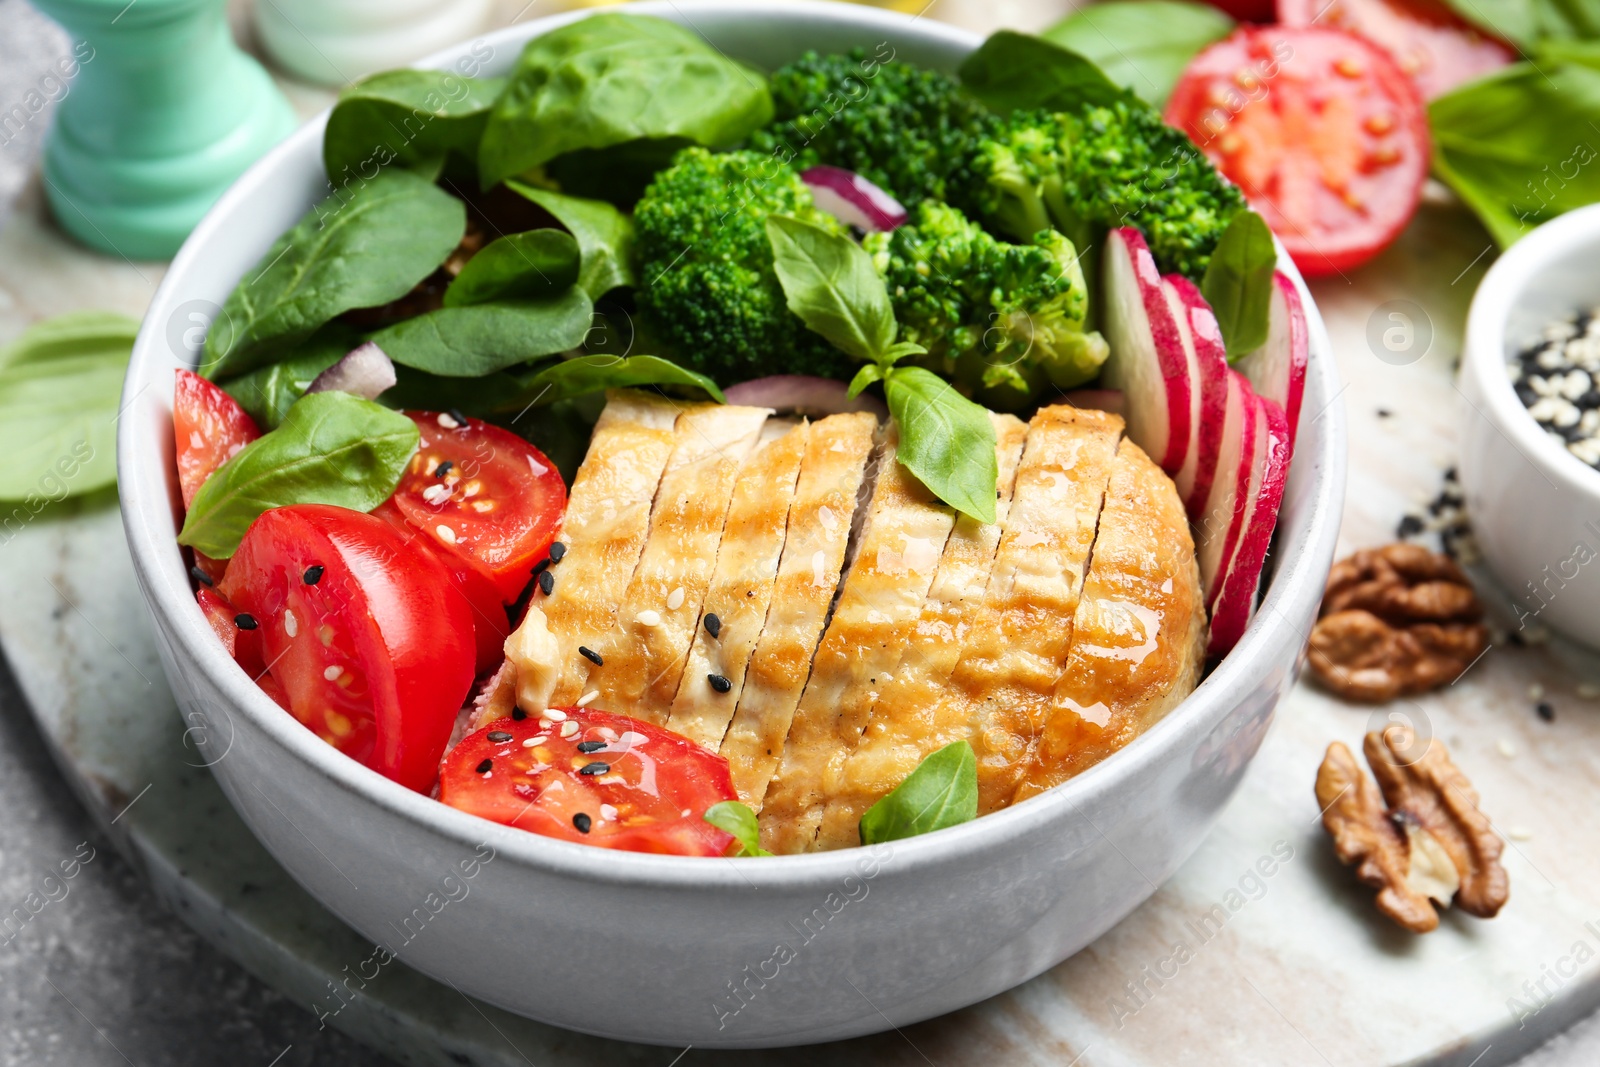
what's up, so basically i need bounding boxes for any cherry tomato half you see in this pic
[389,411,566,604]
[1278,0,1513,100]
[439,709,738,856]
[220,504,475,793]
[1166,26,1430,276]
[174,369,259,509]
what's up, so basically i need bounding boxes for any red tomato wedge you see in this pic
[220,504,475,793]
[1277,0,1513,100]
[174,369,260,509]
[196,585,264,676]
[440,709,738,856]
[388,411,566,604]
[1166,27,1430,277]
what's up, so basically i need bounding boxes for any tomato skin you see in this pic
[174,369,260,509]
[439,709,738,856]
[389,411,566,603]
[1166,26,1430,277]
[221,504,475,793]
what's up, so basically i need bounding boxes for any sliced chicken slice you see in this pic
[811,412,1028,850]
[511,390,680,714]
[1014,436,1206,803]
[719,412,879,807]
[759,429,961,854]
[566,403,773,722]
[666,419,808,749]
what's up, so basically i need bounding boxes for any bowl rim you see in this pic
[117,0,1346,892]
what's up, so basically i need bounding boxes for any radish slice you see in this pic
[800,166,908,232]
[1207,394,1291,656]
[1194,370,1257,604]
[1064,388,1125,415]
[307,341,397,401]
[723,375,888,419]
[1235,272,1308,457]
[1100,228,1192,475]
[1164,276,1230,518]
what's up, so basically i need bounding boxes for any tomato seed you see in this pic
[1336,56,1364,78]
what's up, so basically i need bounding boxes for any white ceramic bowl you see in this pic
[1461,204,1600,650]
[117,1,1345,1048]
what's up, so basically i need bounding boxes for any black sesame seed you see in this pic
[532,557,551,577]
[572,812,592,833]
[576,740,606,753]
[487,731,513,742]
[538,570,555,596]
[1376,408,1392,418]
[190,565,214,587]
[579,645,603,666]
[708,673,732,693]
[548,541,567,562]
[578,762,610,776]
[704,613,722,638]
[1396,515,1424,539]
[448,408,467,427]
[1537,701,1555,722]
[511,707,528,721]
[234,613,258,631]
[476,758,493,774]
[303,564,324,585]
[434,460,454,479]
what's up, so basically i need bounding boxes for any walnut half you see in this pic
[1315,726,1508,932]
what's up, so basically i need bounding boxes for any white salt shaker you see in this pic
[253,0,495,86]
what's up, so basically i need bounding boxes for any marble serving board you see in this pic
[7,3,1600,1064]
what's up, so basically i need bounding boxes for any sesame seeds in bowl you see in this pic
[1510,309,1600,467]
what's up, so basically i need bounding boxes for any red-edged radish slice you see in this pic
[800,166,908,232]
[1165,276,1229,516]
[1100,228,1192,475]
[1195,370,1257,605]
[1235,272,1309,456]
[1063,388,1126,415]
[1207,394,1291,656]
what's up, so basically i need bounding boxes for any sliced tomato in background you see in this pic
[1277,0,1514,99]
[389,411,566,604]
[220,504,475,793]
[1166,26,1430,277]
[1206,0,1276,22]
[439,709,738,857]
[174,369,260,509]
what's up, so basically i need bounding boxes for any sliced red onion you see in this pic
[724,375,887,419]
[1063,388,1126,416]
[307,341,397,401]
[801,165,907,232]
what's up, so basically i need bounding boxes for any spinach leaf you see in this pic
[177,392,419,558]
[958,30,1130,116]
[541,137,693,208]
[323,70,506,187]
[505,354,724,410]
[369,289,594,376]
[202,169,465,381]
[765,214,898,364]
[443,229,581,307]
[883,368,998,525]
[380,365,525,418]
[507,181,637,297]
[0,311,136,502]
[1443,0,1600,48]
[858,740,978,845]
[478,13,772,189]
[1043,1,1234,108]
[220,326,359,430]
[703,801,772,857]
[1201,210,1276,358]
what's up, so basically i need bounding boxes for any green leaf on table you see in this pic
[202,169,465,381]
[177,391,419,558]
[882,367,998,525]
[1043,1,1234,108]
[369,289,594,377]
[1201,210,1276,358]
[957,30,1130,116]
[506,182,637,298]
[858,740,979,845]
[765,214,897,364]
[0,311,137,502]
[703,800,772,857]
[505,354,723,410]
[323,69,507,186]
[478,13,772,188]
[442,229,581,307]
[219,326,360,430]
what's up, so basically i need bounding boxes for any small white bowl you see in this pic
[1461,205,1600,649]
[117,1,1345,1048]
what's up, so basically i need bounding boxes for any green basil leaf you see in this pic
[442,229,581,307]
[202,169,465,380]
[847,363,885,399]
[219,326,361,430]
[958,30,1130,116]
[882,367,998,525]
[507,181,637,297]
[765,214,895,364]
[0,311,136,502]
[1201,210,1276,358]
[504,354,724,410]
[858,740,978,845]
[478,13,773,188]
[369,289,594,377]
[1043,1,1234,108]
[703,800,772,857]
[323,70,506,186]
[177,392,419,558]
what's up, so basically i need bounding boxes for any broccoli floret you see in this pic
[864,201,1108,411]
[749,50,1000,208]
[633,147,856,382]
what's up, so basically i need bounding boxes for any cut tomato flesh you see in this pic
[1278,0,1514,99]
[174,369,259,509]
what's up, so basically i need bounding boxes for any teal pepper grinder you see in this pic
[33,0,297,260]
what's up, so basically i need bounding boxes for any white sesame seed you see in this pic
[576,690,599,708]
[666,586,685,610]
[1528,683,1545,700]
[1497,739,1517,758]
[1507,826,1533,841]
[284,610,298,637]
[545,707,568,721]
[423,484,451,505]
[1508,362,1522,384]
[1554,399,1582,427]
[560,720,580,738]
[471,501,494,513]
[1542,346,1568,369]
[1579,683,1600,699]
[1565,369,1592,399]
[437,412,461,429]
[436,525,457,544]
[538,718,552,729]
[323,665,342,681]
[600,804,618,821]
[463,481,482,497]
[522,736,545,747]
[635,609,661,627]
